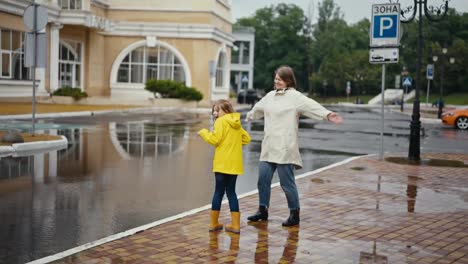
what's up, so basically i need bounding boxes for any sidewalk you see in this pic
[35,153,468,264]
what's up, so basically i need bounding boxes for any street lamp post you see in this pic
[323,80,328,99]
[354,74,363,104]
[432,46,455,118]
[397,0,449,161]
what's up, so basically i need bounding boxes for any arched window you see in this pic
[116,46,186,84]
[215,51,226,87]
[59,41,82,88]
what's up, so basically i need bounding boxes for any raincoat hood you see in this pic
[220,113,241,129]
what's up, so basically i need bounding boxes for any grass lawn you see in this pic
[408,93,468,105]
[0,103,137,115]
[313,95,375,104]
[0,132,62,146]
[313,93,468,105]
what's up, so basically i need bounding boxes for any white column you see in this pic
[48,129,58,178]
[34,153,45,183]
[50,23,62,93]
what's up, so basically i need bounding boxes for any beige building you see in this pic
[0,0,233,106]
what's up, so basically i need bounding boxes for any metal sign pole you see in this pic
[426,79,430,105]
[32,0,37,136]
[380,64,385,160]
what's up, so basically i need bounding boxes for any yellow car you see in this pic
[441,108,468,130]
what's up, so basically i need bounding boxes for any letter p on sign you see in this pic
[380,17,393,36]
[374,15,397,38]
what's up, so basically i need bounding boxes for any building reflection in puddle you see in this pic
[109,122,189,159]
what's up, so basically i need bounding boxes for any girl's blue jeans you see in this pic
[211,172,239,212]
[257,161,300,210]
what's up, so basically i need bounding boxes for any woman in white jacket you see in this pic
[246,65,343,226]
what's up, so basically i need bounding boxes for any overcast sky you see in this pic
[232,0,468,24]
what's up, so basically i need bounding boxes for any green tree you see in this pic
[236,4,311,92]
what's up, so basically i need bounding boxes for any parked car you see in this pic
[441,108,468,130]
[237,89,261,105]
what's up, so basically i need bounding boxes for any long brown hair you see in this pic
[275,65,297,88]
[212,99,234,115]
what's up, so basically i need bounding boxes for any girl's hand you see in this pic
[327,112,343,124]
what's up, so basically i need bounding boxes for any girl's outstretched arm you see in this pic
[198,119,224,146]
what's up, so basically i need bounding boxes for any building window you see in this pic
[231,42,240,64]
[117,46,186,84]
[230,41,250,65]
[59,0,82,10]
[59,40,82,88]
[242,41,250,64]
[0,29,30,80]
[230,71,249,93]
[215,52,226,88]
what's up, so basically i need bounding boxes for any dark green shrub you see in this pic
[53,87,88,100]
[145,79,203,101]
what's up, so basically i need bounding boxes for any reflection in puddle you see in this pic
[331,174,468,214]
[111,122,189,159]
[386,157,468,168]
[310,178,326,184]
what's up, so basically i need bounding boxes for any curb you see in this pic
[0,136,68,157]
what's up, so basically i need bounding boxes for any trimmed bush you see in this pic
[145,80,203,101]
[53,87,88,100]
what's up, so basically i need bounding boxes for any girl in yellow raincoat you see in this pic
[198,99,251,233]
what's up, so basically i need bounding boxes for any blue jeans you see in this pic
[257,161,299,210]
[211,172,239,212]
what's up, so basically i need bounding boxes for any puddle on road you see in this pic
[323,174,468,214]
[385,157,468,168]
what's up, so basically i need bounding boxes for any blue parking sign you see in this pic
[426,64,434,80]
[373,15,398,38]
[371,4,400,47]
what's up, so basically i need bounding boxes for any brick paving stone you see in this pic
[49,153,468,264]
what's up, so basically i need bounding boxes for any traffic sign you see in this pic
[241,75,249,83]
[370,3,401,47]
[426,64,434,80]
[369,48,399,64]
[25,32,47,68]
[23,4,48,32]
[402,77,412,87]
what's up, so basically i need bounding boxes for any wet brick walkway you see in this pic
[53,153,468,263]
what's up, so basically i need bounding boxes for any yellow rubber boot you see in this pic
[209,210,223,231]
[225,212,241,234]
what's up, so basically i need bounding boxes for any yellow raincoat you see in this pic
[198,112,251,175]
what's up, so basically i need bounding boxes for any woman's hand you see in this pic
[245,112,253,122]
[327,112,343,124]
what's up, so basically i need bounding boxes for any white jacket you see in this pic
[247,88,331,169]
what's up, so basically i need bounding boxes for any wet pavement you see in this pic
[49,153,468,264]
[2,106,468,263]
[0,110,356,263]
